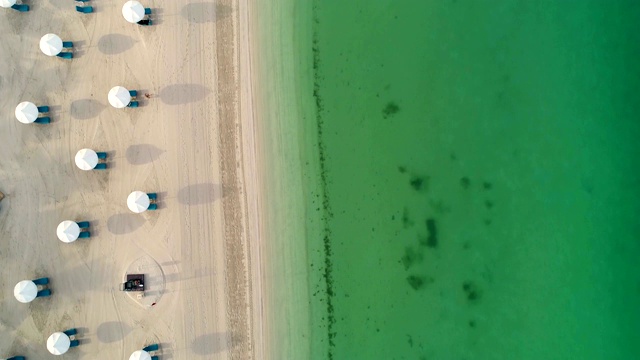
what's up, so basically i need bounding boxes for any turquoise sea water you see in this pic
[260,1,640,359]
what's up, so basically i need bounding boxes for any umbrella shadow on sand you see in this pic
[125,144,164,165]
[70,99,106,120]
[181,2,232,24]
[107,213,145,235]
[192,332,235,355]
[177,183,222,205]
[159,84,210,105]
[97,321,132,343]
[98,34,136,55]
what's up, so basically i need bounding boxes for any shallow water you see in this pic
[302,1,640,359]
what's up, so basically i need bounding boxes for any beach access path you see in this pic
[0,0,265,358]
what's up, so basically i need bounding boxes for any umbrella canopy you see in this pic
[108,86,131,108]
[14,280,37,303]
[0,0,17,8]
[122,1,145,23]
[74,148,99,170]
[127,191,150,213]
[129,350,152,360]
[40,33,63,56]
[57,220,80,243]
[47,332,71,355]
[15,101,39,124]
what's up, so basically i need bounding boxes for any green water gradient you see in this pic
[304,1,640,359]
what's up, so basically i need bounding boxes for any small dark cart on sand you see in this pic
[120,274,144,292]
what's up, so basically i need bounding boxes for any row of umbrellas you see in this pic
[15,85,136,125]
[6,3,160,359]
[2,0,150,24]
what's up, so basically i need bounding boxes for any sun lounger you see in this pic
[62,41,73,48]
[37,106,50,113]
[143,344,160,352]
[8,356,26,360]
[33,277,50,285]
[94,163,107,170]
[11,4,29,11]
[97,152,107,159]
[147,193,157,200]
[127,101,139,108]
[144,7,151,14]
[36,289,52,297]
[75,5,93,13]
[78,231,91,238]
[147,203,158,210]
[137,19,152,26]
[69,340,80,347]
[151,357,158,360]
[75,0,90,2]
[77,221,90,228]
[129,90,138,97]
[57,52,73,59]
[64,328,78,336]
[34,117,51,124]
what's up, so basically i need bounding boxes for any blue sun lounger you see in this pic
[144,8,151,14]
[70,340,80,347]
[151,357,158,360]
[143,344,159,352]
[8,356,26,360]
[147,204,158,210]
[94,163,107,170]
[77,221,90,229]
[147,193,157,200]
[62,41,73,48]
[129,90,138,97]
[33,277,49,285]
[34,117,51,124]
[75,5,93,13]
[36,289,52,297]
[97,152,107,159]
[11,4,29,11]
[78,231,91,238]
[127,101,139,108]
[37,105,50,113]
[57,52,73,59]
[64,328,78,336]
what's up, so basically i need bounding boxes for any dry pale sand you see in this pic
[0,0,266,358]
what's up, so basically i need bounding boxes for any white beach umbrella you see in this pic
[122,0,145,23]
[129,350,152,360]
[15,101,39,124]
[40,33,63,56]
[14,280,37,303]
[0,0,17,8]
[108,86,132,108]
[47,332,71,355]
[74,148,99,170]
[57,220,80,243]
[127,191,150,213]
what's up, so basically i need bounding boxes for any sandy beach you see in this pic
[0,0,265,358]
